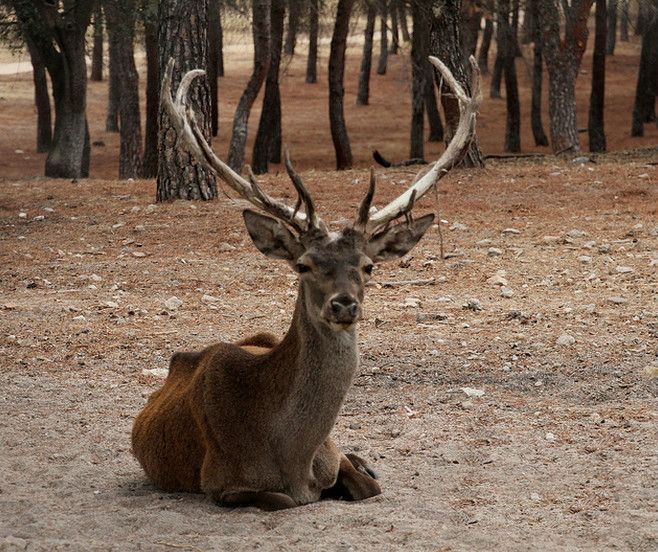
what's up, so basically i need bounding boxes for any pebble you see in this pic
[556,334,575,346]
[567,229,587,239]
[463,298,483,311]
[90,274,102,282]
[461,387,485,398]
[142,368,169,378]
[218,242,235,252]
[530,492,542,501]
[450,222,468,231]
[104,301,119,309]
[582,240,596,249]
[132,251,147,258]
[501,228,520,235]
[616,266,633,274]
[134,224,145,232]
[500,287,514,298]
[571,156,589,165]
[1,536,28,550]
[542,236,559,244]
[487,247,503,257]
[202,294,220,303]
[578,255,592,264]
[164,296,183,310]
[545,432,556,441]
[18,212,27,219]
[33,215,45,221]
[487,270,508,287]
[608,296,627,305]
[401,297,421,309]
[72,315,86,322]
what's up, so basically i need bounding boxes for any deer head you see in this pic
[161,56,481,332]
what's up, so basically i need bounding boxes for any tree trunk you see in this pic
[530,0,548,147]
[142,8,159,178]
[478,15,493,75]
[425,72,444,142]
[208,0,220,136]
[227,0,271,172]
[589,0,607,152]
[357,1,376,105]
[252,0,284,174]
[157,0,216,200]
[461,1,481,63]
[329,0,355,170]
[635,0,648,35]
[284,0,301,56]
[490,52,503,98]
[376,0,388,75]
[306,0,319,83]
[390,0,400,54]
[91,4,103,82]
[429,0,485,168]
[397,0,410,42]
[218,1,225,76]
[619,0,628,41]
[26,38,52,153]
[539,0,593,154]
[500,0,520,152]
[606,0,617,55]
[104,0,142,179]
[631,2,658,136]
[410,1,429,159]
[511,0,521,56]
[106,25,120,132]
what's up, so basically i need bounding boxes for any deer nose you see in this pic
[330,294,358,321]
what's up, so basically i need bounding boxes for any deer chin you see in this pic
[323,319,358,333]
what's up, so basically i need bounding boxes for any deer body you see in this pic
[132,56,480,510]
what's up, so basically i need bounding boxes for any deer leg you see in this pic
[322,453,382,502]
[215,490,297,511]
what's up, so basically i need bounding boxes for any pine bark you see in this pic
[106,25,120,132]
[12,1,93,178]
[208,0,221,136]
[631,1,658,136]
[397,0,410,42]
[357,1,376,106]
[26,38,52,153]
[589,0,607,152]
[619,0,628,41]
[91,4,103,82]
[104,0,142,179]
[252,0,284,174]
[306,0,319,83]
[376,0,388,75]
[429,0,485,168]
[227,0,271,172]
[142,8,159,178]
[490,21,503,98]
[538,0,594,154]
[410,1,428,159]
[529,0,548,147]
[217,1,225,76]
[329,0,355,170]
[390,0,399,54]
[461,1,481,63]
[606,0,617,55]
[478,16,493,75]
[157,0,216,200]
[499,0,520,152]
[425,72,444,142]
[284,0,301,56]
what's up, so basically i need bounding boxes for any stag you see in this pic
[132,56,481,510]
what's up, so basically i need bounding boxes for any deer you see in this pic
[131,55,481,510]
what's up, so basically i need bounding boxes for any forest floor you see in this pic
[1,28,658,552]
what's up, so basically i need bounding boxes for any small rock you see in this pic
[487,270,508,287]
[134,224,145,232]
[104,301,119,309]
[1,536,28,550]
[449,222,468,231]
[578,255,592,264]
[556,334,575,346]
[545,432,556,441]
[142,368,169,378]
[616,266,633,274]
[463,298,483,311]
[33,215,45,221]
[638,173,649,179]
[582,240,596,250]
[18,212,27,219]
[130,206,141,213]
[401,297,421,309]
[90,274,102,282]
[416,312,448,322]
[72,315,86,322]
[476,239,492,247]
[202,294,220,304]
[530,493,542,502]
[542,236,559,244]
[501,228,520,235]
[567,229,587,239]
[461,387,485,398]
[487,247,503,257]
[218,242,235,252]
[598,243,611,253]
[164,296,183,310]
[571,156,590,165]
[643,365,658,378]
[132,251,147,258]
[500,287,514,298]
[608,296,627,305]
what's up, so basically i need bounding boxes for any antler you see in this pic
[361,55,482,234]
[161,58,324,234]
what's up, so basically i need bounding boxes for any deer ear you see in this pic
[366,213,435,262]
[242,210,304,261]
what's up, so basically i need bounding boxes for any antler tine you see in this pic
[283,146,325,233]
[353,167,377,233]
[365,55,482,234]
[161,58,321,234]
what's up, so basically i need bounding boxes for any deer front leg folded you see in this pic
[321,452,382,502]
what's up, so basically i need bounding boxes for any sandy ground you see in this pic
[1,19,658,552]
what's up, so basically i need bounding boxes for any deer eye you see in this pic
[363,264,374,276]
[295,263,311,274]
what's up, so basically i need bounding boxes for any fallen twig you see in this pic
[368,277,436,288]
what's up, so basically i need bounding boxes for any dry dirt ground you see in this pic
[1,25,658,552]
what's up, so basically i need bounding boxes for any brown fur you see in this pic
[132,211,434,510]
